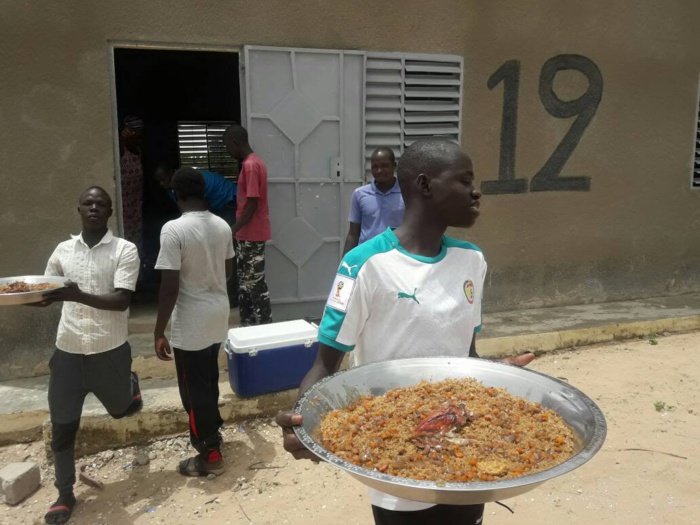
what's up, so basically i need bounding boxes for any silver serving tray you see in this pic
[0,276,67,306]
[294,357,606,505]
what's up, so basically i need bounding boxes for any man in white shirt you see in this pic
[277,140,534,525]
[41,186,142,525]
[153,167,234,477]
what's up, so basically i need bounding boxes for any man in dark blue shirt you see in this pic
[155,162,238,306]
[155,162,237,223]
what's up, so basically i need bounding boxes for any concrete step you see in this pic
[128,304,242,335]
[129,333,232,380]
[127,294,700,378]
[127,307,241,380]
[2,293,700,452]
[478,293,700,355]
[1,374,297,456]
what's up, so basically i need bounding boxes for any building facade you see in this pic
[1,1,699,379]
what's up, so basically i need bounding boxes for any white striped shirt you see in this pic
[45,230,140,355]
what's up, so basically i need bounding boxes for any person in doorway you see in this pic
[343,147,404,255]
[119,115,145,257]
[153,167,234,477]
[223,124,272,326]
[40,187,142,525]
[155,161,239,307]
[154,161,238,224]
[276,139,535,525]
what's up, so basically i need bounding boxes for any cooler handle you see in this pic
[224,341,258,357]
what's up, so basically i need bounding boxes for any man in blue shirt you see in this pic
[155,162,237,223]
[155,162,238,306]
[343,147,405,255]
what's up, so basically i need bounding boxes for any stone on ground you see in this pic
[0,462,40,505]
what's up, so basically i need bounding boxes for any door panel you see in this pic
[242,46,365,320]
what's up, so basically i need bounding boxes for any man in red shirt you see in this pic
[223,125,272,325]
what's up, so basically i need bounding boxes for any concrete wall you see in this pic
[463,1,700,310]
[1,0,699,379]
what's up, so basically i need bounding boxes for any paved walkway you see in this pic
[2,293,699,451]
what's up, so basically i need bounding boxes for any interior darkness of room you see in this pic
[114,48,240,295]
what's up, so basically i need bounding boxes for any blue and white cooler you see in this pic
[224,320,319,397]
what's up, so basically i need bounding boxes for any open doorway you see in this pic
[112,47,240,303]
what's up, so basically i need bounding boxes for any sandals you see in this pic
[178,454,225,477]
[45,493,76,524]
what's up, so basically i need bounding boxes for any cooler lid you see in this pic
[227,319,318,353]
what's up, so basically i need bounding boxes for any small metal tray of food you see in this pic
[0,276,67,306]
[294,356,606,505]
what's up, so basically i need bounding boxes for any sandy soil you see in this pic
[1,331,698,525]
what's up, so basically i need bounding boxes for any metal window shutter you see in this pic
[177,121,240,180]
[364,56,403,176]
[403,57,462,147]
[364,53,463,178]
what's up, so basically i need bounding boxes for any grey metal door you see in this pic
[241,46,365,320]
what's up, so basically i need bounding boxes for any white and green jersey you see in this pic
[319,228,486,368]
[318,228,487,511]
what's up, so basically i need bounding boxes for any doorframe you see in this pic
[106,40,241,235]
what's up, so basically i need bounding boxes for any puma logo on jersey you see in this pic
[397,288,420,304]
[340,261,358,276]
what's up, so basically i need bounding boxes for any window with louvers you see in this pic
[177,122,239,180]
[364,53,463,178]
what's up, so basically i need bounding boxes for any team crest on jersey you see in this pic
[463,280,475,304]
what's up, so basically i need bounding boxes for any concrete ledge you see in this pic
[40,380,298,458]
[129,336,229,380]
[478,314,700,357]
[2,294,699,452]
[0,411,47,446]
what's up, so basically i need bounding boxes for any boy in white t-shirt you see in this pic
[154,167,235,477]
[277,140,534,525]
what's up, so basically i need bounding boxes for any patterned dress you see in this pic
[120,149,143,256]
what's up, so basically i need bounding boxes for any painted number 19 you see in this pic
[481,54,603,194]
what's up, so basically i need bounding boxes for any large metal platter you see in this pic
[294,357,606,505]
[0,276,67,306]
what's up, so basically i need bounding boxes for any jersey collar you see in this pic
[385,228,448,263]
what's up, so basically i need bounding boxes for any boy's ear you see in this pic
[416,173,431,196]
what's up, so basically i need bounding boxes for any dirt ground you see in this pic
[1,331,698,525]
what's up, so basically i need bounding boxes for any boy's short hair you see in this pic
[223,124,248,143]
[172,167,205,200]
[78,186,112,206]
[397,139,458,181]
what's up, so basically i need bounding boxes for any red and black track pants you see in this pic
[173,344,224,455]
